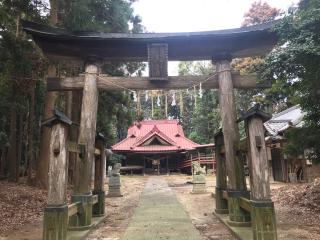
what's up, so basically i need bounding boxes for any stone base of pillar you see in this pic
[43,205,68,240]
[192,182,207,194]
[92,190,105,217]
[215,187,229,214]
[69,194,93,230]
[227,190,251,226]
[215,208,229,214]
[251,200,277,240]
[107,185,123,197]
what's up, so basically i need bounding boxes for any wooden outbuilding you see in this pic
[264,105,320,182]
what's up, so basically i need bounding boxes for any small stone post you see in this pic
[214,129,228,214]
[192,161,207,194]
[93,133,107,216]
[242,107,277,240]
[42,110,72,240]
[107,163,123,197]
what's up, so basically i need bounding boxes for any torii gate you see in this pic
[23,20,278,240]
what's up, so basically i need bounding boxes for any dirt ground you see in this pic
[166,174,320,240]
[0,176,148,240]
[1,175,320,240]
[87,175,148,240]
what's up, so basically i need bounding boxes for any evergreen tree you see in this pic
[188,90,220,144]
[177,61,220,144]
[232,1,283,114]
[58,0,145,146]
[0,0,47,181]
[262,0,320,161]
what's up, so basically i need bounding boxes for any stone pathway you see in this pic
[122,176,202,240]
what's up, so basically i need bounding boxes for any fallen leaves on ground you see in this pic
[1,175,320,239]
[0,178,47,236]
[272,178,320,225]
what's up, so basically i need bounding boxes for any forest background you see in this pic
[0,0,319,188]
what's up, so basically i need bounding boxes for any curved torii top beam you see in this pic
[22,20,278,62]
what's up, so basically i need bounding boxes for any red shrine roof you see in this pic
[112,120,200,153]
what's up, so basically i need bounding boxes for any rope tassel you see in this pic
[132,91,137,102]
[171,92,176,106]
[157,95,161,106]
[199,83,203,98]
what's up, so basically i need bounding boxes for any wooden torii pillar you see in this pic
[215,58,250,225]
[242,107,277,240]
[93,133,107,217]
[70,61,100,229]
[214,129,228,214]
[42,110,72,240]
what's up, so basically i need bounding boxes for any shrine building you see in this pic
[111,119,214,174]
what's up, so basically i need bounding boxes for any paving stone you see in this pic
[122,176,202,240]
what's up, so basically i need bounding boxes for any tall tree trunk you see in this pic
[8,100,18,182]
[0,146,8,177]
[165,93,168,118]
[28,86,35,184]
[151,95,154,118]
[17,113,23,178]
[7,9,21,182]
[137,91,141,118]
[50,0,58,24]
[23,108,28,177]
[179,91,183,117]
[35,0,59,188]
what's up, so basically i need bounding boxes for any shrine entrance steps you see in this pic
[122,176,202,240]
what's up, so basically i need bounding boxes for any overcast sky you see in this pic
[132,0,299,75]
[133,0,299,33]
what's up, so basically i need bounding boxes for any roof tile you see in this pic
[112,120,199,153]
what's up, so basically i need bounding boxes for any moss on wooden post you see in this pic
[227,190,251,226]
[92,134,106,216]
[43,205,68,240]
[92,190,105,216]
[251,201,277,240]
[215,189,228,214]
[242,107,277,239]
[214,129,228,214]
[69,194,93,230]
